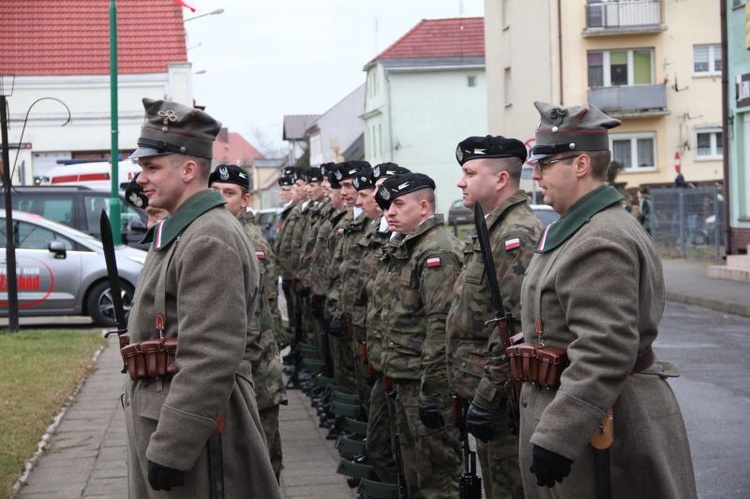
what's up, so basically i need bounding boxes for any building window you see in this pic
[610,133,656,170]
[588,49,653,87]
[467,75,476,87]
[693,44,721,75]
[696,129,723,158]
[504,67,512,106]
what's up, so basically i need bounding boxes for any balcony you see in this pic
[588,84,668,117]
[583,0,665,36]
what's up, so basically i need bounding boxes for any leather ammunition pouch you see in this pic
[121,337,179,381]
[506,343,569,389]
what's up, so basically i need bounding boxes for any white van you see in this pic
[43,161,141,190]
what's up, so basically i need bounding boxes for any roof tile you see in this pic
[0,0,187,76]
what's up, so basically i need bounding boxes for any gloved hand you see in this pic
[328,317,344,337]
[529,445,572,488]
[418,400,445,429]
[148,459,184,491]
[466,398,497,442]
[506,397,520,436]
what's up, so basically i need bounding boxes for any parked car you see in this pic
[0,210,146,325]
[448,199,560,226]
[255,207,283,247]
[0,186,149,250]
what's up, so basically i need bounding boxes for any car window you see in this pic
[84,195,110,236]
[0,219,75,250]
[11,196,74,226]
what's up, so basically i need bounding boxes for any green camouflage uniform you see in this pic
[358,217,399,483]
[240,211,287,479]
[289,201,315,346]
[446,191,542,499]
[297,199,329,349]
[380,214,463,499]
[275,202,300,335]
[336,210,371,403]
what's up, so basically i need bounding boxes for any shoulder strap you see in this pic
[533,244,566,345]
[154,237,180,338]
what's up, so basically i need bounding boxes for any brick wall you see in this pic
[729,227,750,254]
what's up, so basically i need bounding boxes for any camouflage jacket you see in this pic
[239,212,286,409]
[298,198,329,286]
[311,201,344,296]
[323,209,352,316]
[446,191,543,406]
[359,217,392,372]
[274,202,299,279]
[379,214,462,404]
[288,201,313,278]
[333,210,370,322]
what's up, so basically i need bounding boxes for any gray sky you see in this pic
[183,0,484,153]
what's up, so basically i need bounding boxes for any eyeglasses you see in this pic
[535,154,581,173]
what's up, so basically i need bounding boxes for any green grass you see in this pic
[0,329,105,497]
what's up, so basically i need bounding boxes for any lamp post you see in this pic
[184,8,224,22]
[0,74,20,332]
[109,0,121,244]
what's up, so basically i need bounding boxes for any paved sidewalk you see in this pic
[13,335,355,498]
[10,258,750,497]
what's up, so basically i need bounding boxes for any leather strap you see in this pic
[631,348,654,374]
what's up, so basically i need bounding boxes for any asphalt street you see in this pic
[657,301,750,498]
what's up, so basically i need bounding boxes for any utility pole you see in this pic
[109,0,121,244]
[0,75,20,332]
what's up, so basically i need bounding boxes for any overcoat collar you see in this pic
[535,185,622,253]
[144,190,226,250]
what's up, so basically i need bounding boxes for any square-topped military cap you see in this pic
[375,172,436,211]
[208,164,250,190]
[455,135,527,166]
[531,101,621,161]
[130,98,222,160]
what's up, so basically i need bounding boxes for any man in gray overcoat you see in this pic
[517,101,697,498]
[124,98,280,498]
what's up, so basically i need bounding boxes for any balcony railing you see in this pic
[588,84,667,115]
[584,0,663,34]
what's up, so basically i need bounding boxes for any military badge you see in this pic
[218,165,230,181]
[379,186,390,200]
[426,257,442,268]
[504,238,521,250]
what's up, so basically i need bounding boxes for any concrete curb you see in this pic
[666,292,750,318]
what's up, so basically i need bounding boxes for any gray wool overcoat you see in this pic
[518,187,697,499]
[123,190,280,498]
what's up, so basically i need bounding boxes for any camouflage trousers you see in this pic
[393,379,461,499]
[298,291,316,347]
[352,325,371,415]
[476,408,523,499]
[259,404,283,481]
[332,334,357,394]
[366,376,398,483]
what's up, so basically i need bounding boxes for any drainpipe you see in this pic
[385,67,394,161]
[557,0,564,104]
[720,0,732,255]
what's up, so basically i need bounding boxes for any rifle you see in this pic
[99,212,130,370]
[385,378,409,499]
[453,394,482,499]
[473,203,522,424]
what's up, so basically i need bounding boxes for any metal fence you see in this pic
[649,185,725,260]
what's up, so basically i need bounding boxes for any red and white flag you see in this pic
[504,238,521,251]
[426,257,442,268]
[173,0,197,13]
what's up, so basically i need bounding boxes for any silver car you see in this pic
[0,210,146,325]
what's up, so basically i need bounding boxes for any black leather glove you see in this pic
[465,398,497,442]
[506,397,520,436]
[418,401,445,429]
[529,445,572,488]
[328,317,344,337]
[148,460,184,491]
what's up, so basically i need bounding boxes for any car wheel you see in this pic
[86,280,134,327]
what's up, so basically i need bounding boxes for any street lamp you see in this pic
[184,8,224,22]
[0,74,20,332]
